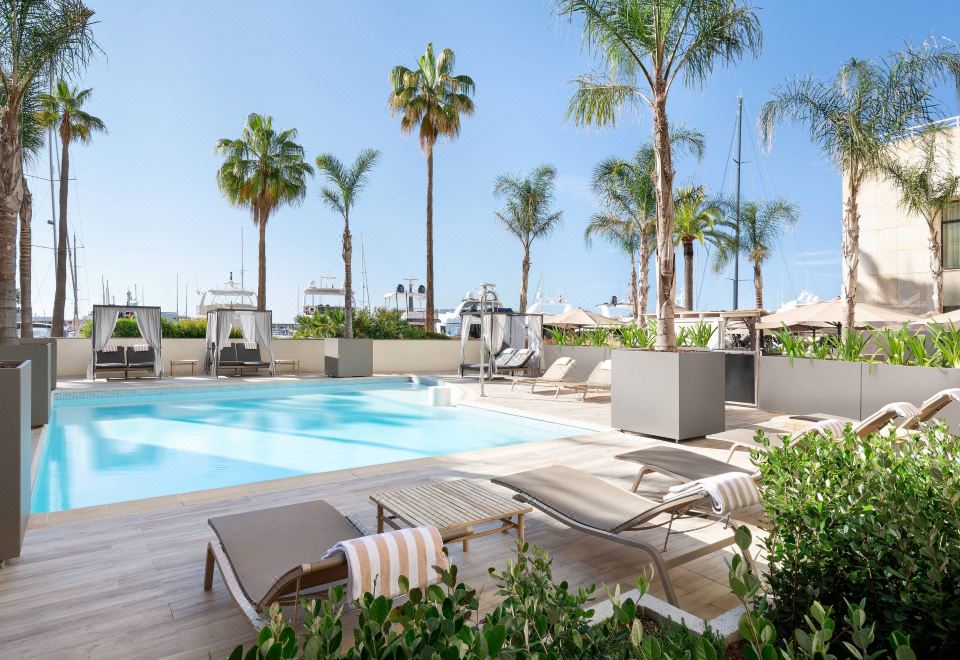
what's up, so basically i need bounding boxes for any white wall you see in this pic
[55,338,479,378]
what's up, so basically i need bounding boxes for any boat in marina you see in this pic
[383,278,427,326]
[195,273,256,316]
[302,277,348,315]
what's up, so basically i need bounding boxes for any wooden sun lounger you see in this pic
[492,465,740,606]
[568,359,611,401]
[616,402,916,491]
[204,500,467,627]
[510,357,576,398]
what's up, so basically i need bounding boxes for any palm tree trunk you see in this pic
[520,242,530,313]
[754,261,763,310]
[424,144,435,332]
[257,207,267,311]
[342,211,353,339]
[630,247,639,320]
[683,238,694,311]
[927,215,944,314]
[638,229,651,319]
[0,108,24,342]
[652,92,677,349]
[840,178,860,332]
[19,176,32,338]
[51,129,70,337]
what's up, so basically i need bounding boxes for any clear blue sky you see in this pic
[24,0,960,322]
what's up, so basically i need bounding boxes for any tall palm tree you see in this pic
[672,185,723,311]
[492,165,563,312]
[315,148,381,339]
[216,114,313,310]
[37,80,105,336]
[0,0,98,341]
[389,43,475,332]
[588,127,705,318]
[562,0,761,349]
[760,43,960,330]
[713,198,799,309]
[883,128,960,314]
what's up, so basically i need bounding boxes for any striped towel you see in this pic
[664,472,760,516]
[243,341,257,350]
[883,401,921,419]
[102,342,118,353]
[794,418,846,441]
[322,526,447,602]
[132,343,150,352]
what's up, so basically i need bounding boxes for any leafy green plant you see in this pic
[79,317,242,339]
[546,326,568,346]
[676,321,715,348]
[617,320,655,349]
[930,322,960,368]
[773,325,808,360]
[293,309,449,340]
[808,338,832,360]
[873,325,912,365]
[755,423,960,654]
[569,330,588,346]
[829,331,870,363]
[585,326,611,347]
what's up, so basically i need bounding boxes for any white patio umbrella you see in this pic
[756,299,914,330]
[543,307,619,328]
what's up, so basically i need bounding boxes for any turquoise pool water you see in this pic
[32,379,591,513]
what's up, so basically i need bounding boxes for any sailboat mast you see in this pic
[240,227,244,289]
[733,95,743,310]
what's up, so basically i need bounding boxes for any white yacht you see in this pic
[302,277,348,315]
[437,288,504,337]
[383,279,426,326]
[196,273,256,316]
[525,289,573,317]
[596,294,637,321]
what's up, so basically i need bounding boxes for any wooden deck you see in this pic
[0,377,772,659]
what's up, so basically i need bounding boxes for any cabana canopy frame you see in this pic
[205,309,276,376]
[88,304,163,378]
[459,310,543,378]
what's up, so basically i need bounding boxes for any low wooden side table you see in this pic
[274,359,300,375]
[370,480,531,552]
[169,359,198,377]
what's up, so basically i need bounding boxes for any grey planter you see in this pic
[21,337,56,390]
[542,345,610,382]
[0,360,31,562]
[860,363,960,432]
[0,341,50,427]
[611,349,726,441]
[325,338,373,378]
[758,356,862,419]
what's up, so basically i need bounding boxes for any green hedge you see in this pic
[294,308,450,340]
[756,423,960,653]
[78,317,242,339]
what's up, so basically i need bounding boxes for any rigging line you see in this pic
[719,105,739,197]
[22,173,76,182]
[696,243,713,309]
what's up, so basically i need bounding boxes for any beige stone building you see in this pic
[855,117,960,314]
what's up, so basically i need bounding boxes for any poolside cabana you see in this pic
[459,310,543,377]
[204,309,276,376]
[88,304,163,379]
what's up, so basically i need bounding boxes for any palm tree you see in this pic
[315,149,381,339]
[389,43,475,332]
[673,185,723,310]
[713,198,799,309]
[562,0,761,349]
[216,114,313,310]
[588,128,705,318]
[492,165,563,312]
[37,80,105,336]
[760,44,960,330]
[883,128,960,314]
[0,0,98,341]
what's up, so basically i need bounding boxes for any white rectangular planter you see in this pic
[325,338,373,378]
[860,363,960,431]
[758,356,862,419]
[611,349,726,441]
[542,345,610,381]
[0,360,30,562]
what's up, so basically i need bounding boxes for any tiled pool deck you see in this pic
[1,374,772,659]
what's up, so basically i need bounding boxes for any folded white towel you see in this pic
[664,471,760,516]
[243,342,257,350]
[322,526,447,602]
[132,343,150,352]
[102,343,117,353]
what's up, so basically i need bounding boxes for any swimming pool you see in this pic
[32,378,593,513]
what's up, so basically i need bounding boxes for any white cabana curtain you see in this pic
[253,310,276,375]
[459,313,474,372]
[526,315,543,371]
[133,307,163,376]
[87,306,120,379]
[239,313,256,342]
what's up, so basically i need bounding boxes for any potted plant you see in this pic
[0,360,31,562]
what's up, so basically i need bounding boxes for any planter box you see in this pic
[758,356,862,419]
[0,360,31,562]
[611,349,726,441]
[0,341,50,427]
[542,345,610,381]
[19,337,56,390]
[860,363,960,432]
[325,338,373,378]
[722,351,755,404]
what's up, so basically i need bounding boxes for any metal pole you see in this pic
[733,95,743,310]
[70,232,79,331]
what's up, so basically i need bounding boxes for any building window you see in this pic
[943,200,960,269]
